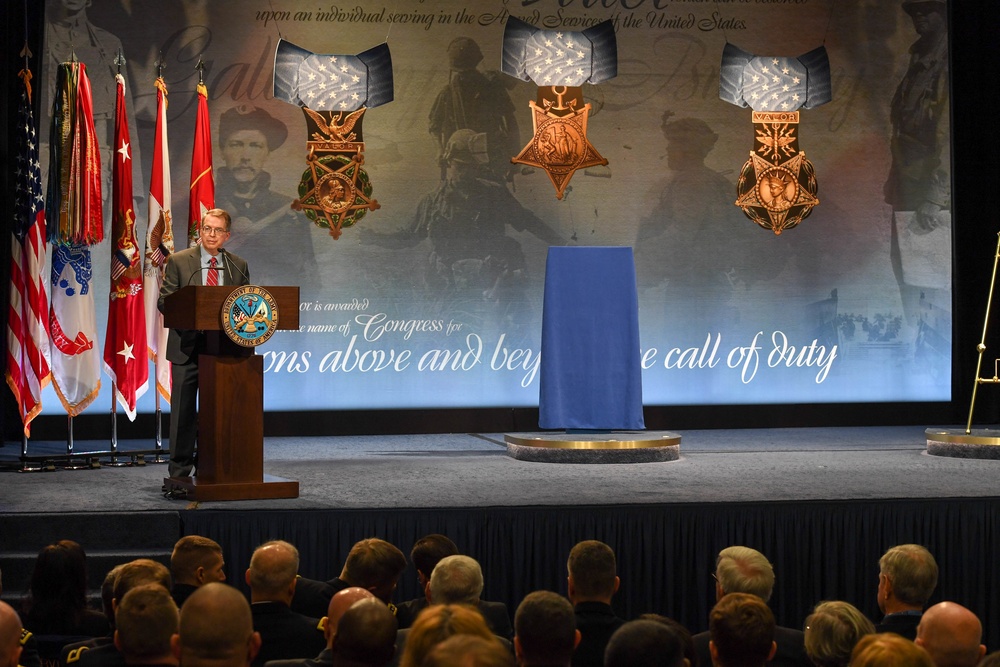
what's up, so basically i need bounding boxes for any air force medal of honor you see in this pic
[720,44,832,234]
[222,286,279,347]
[273,40,393,239]
[502,18,618,200]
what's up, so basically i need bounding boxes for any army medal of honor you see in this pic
[502,18,618,200]
[222,286,279,347]
[273,40,393,240]
[513,86,606,200]
[720,44,832,234]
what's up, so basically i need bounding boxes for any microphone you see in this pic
[182,264,206,287]
[219,248,251,285]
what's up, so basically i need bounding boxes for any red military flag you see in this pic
[103,73,148,420]
[188,81,214,245]
[6,65,52,436]
[47,61,103,417]
[143,76,175,402]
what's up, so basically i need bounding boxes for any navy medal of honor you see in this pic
[221,286,280,347]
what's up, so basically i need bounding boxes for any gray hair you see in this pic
[429,555,484,606]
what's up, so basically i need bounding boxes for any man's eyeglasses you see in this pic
[201,226,229,237]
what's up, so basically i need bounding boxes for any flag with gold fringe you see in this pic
[143,76,175,402]
[46,61,103,416]
[103,73,148,420]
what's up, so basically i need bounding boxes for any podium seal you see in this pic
[221,286,280,347]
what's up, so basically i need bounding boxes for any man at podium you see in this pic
[158,208,251,481]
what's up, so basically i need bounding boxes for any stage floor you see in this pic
[2,425,997,513]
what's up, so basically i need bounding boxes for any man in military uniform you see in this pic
[0,569,38,667]
[114,585,179,667]
[172,583,261,667]
[0,601,23,667]
[290,538,406,620]
[170,536,227,608]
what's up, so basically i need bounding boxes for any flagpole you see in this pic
[64,415,89,469]
[155,393,165,461]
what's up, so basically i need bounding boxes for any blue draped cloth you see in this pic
[539,247,644,430]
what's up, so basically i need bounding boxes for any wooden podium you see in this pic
[161,285,300,501]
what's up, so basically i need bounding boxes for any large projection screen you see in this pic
[38,0,951,414]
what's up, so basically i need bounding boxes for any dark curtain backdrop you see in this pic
[181,497,1000,649]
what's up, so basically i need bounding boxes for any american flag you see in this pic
[6,67,52,436]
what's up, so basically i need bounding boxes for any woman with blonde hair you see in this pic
[400,603,503,667]
[849,633,934,667]
[804,601,875,667]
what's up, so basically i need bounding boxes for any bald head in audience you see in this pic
[325,587,376,646]
[0,601,23,667]
[172,582,261,667]
[915,602,986,667]
[330,598,397,666]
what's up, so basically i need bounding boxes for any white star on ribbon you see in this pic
[118,342,135,363]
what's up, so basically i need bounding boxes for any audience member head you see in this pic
[513,591,578,667]
[977,652,1000,667]
[102,563,127,626]
[400,604,494,667]
[171,536,226,587]
[325,587,376,646]
[114,584,179,665]
[709,593,776,667]
[566,540,619,604]
[330,598,397,666]
[429,556,484,606]
[605,619,686,667]
[340,538,407,603]
[803,600,875,667]
[714,546,775,603]
[0,601,23,667]
[412,535,460,588]
[914,601,986,667]
[113,559,173,608]
[849,633,934,667]
[24,539,91,633]
[638,614,697,667]
[245,540,298,605]
[422,635,513,667]
[877,544,937,614]
[172,582,260,667]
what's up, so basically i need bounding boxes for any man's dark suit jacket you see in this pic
[693,625,811,667]
[250,602,326,667]
[290,577,350,619]
[394,598,512,640]
[157,245,251,364]
[264,647,333,667]
[572,601,625,667]
[875,612,922,640]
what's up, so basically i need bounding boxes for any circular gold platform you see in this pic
[504,431,681,464]
[925,428,1000,460]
